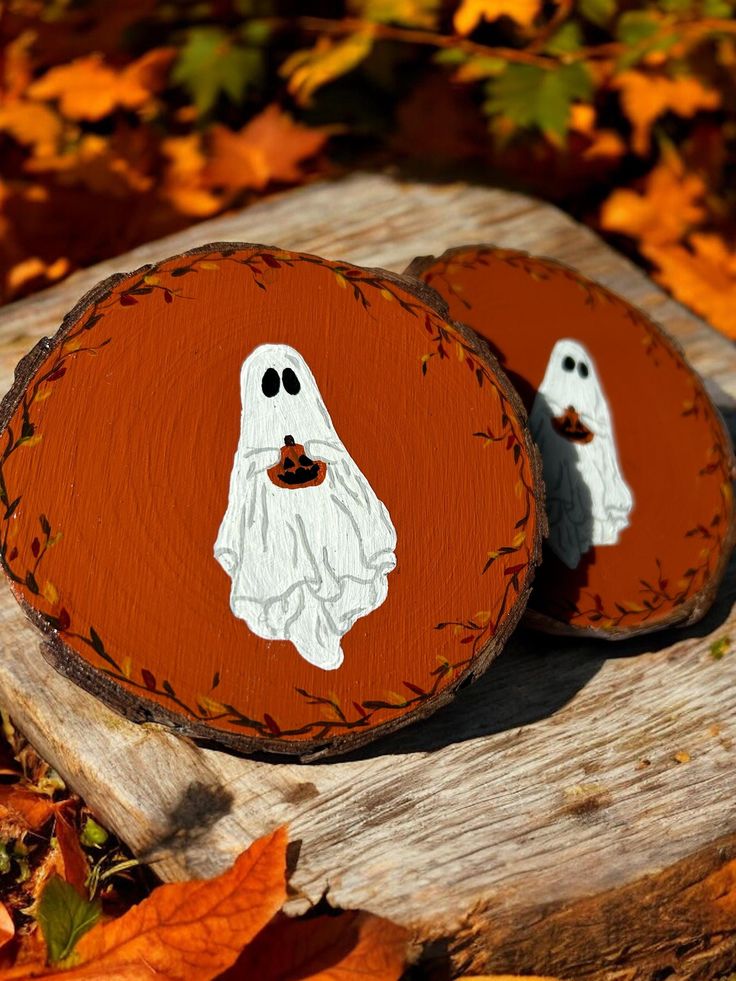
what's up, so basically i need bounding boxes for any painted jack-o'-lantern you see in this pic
[267,435,327,489]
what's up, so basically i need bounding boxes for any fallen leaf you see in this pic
[28,49,174,121]
[643,233,736,339]
[161,134,223,217]
[281,31,375,105]
[205,105,327,192]
[600,154,706,246]
[53,808,89,894]
[0,901,15,951]
[37,876,101,965]
[219,909,409,980]
[171,27,262,116]
[0,785,56,833]
[69,826,287,979]
[6,257,70,300]
[612,71,720,155]
[25,134,153,196]
[454,0,540,35]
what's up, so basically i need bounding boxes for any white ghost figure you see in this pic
[214,343,397,671]
[529,338,633,570]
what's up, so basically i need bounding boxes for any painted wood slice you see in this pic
[0,244,543,757]
[409,246,736,638]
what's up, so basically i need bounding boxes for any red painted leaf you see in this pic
[261,254,280,269]
[353,702,368,719]
[505,563,525,576]
[264,713,281,735]
[31,538,40,558]
[8,547,17,561]
[141,669,156,690]
[119,294,137,306]
[45,367,66,381]
[56,607,70,631]
[164,289,173,303]
[403,681,426,696]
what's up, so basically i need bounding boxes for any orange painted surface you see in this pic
[419,247,734,633]
[0,247,539,746]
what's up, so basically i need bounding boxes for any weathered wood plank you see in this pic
[0,173,735,979]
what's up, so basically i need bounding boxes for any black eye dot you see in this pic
[562,355,576,372]
[261,368,280,397]
[282,367,301,395]
[578,362,589,378]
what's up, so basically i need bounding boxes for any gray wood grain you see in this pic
[0,173,734,978]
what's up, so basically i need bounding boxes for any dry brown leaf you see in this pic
[454,0,540,35]
[643,233,736,339]
[612,71,720,155]
[219,909,409,980]
[53,808,89,894]
[0,785,56,833]
[205,105,327,193]
[600,155,706,247]
[27,49,174,121]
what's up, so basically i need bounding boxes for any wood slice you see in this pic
[0,243,543,757]
[409,245,736,638]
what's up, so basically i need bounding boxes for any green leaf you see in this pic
[616,10,660,45]
[37,875,101,965]
[171,27,262,115]
[544,20,583,55]
[0,842,10,875]
[578,0,615,25]
[485,62,593,139]
[702,0,735,13]
[433,46,469,65]
[80,817,109,849]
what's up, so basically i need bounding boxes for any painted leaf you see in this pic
[454,0,540,34]
[68,827,287,978]
[281,31,375,105]
[485,62,593,139]
[613,71,720,155]
[37,875,101,965]
[205,105,327,192]
[171,27,262,115]
[219,909,409,980]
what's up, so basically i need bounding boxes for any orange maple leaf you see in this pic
[0,102,62,158]
[219,908,409,980]
[27,49,175,121]
[600,154,706,247]
[205,104,327,193]
[24,134,153,196]
[0,785,57,833]
[4,827,288,980]
[454,0,540,35]
[643,233,736,340]
[612,71,720,155]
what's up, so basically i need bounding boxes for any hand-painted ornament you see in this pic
[0,244,543,756]
[409,246,735,638]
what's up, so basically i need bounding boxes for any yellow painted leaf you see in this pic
[20,434,42,448]
[121,657,133,679]
[42,581,59,605]
[197,261,220,270]
[512,530,526,547]
[335,273,348,288]
[380,288,394,301]
[143,274,160,286]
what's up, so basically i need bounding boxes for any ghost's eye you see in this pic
[562,356,576,372]
[261,368,280,397]
[578,362,589,378]
[282,367,301,395]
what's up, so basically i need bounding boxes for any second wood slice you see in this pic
[0,244,543,757]
[410,246,735,638]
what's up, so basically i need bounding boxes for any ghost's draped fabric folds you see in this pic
[214,344,397,671]
[530,338,633,571]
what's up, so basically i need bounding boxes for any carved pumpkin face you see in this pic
[267,435,327,488]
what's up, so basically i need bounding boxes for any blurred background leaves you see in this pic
[1,0,736,336]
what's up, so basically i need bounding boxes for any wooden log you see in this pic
[0,174,735,979]
[0,243,542,757]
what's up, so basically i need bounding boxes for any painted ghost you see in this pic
[529,339,633,570]
[214,344,397,671]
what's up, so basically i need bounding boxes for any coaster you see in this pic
[0,244,543,756]
[409,245,735,638]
